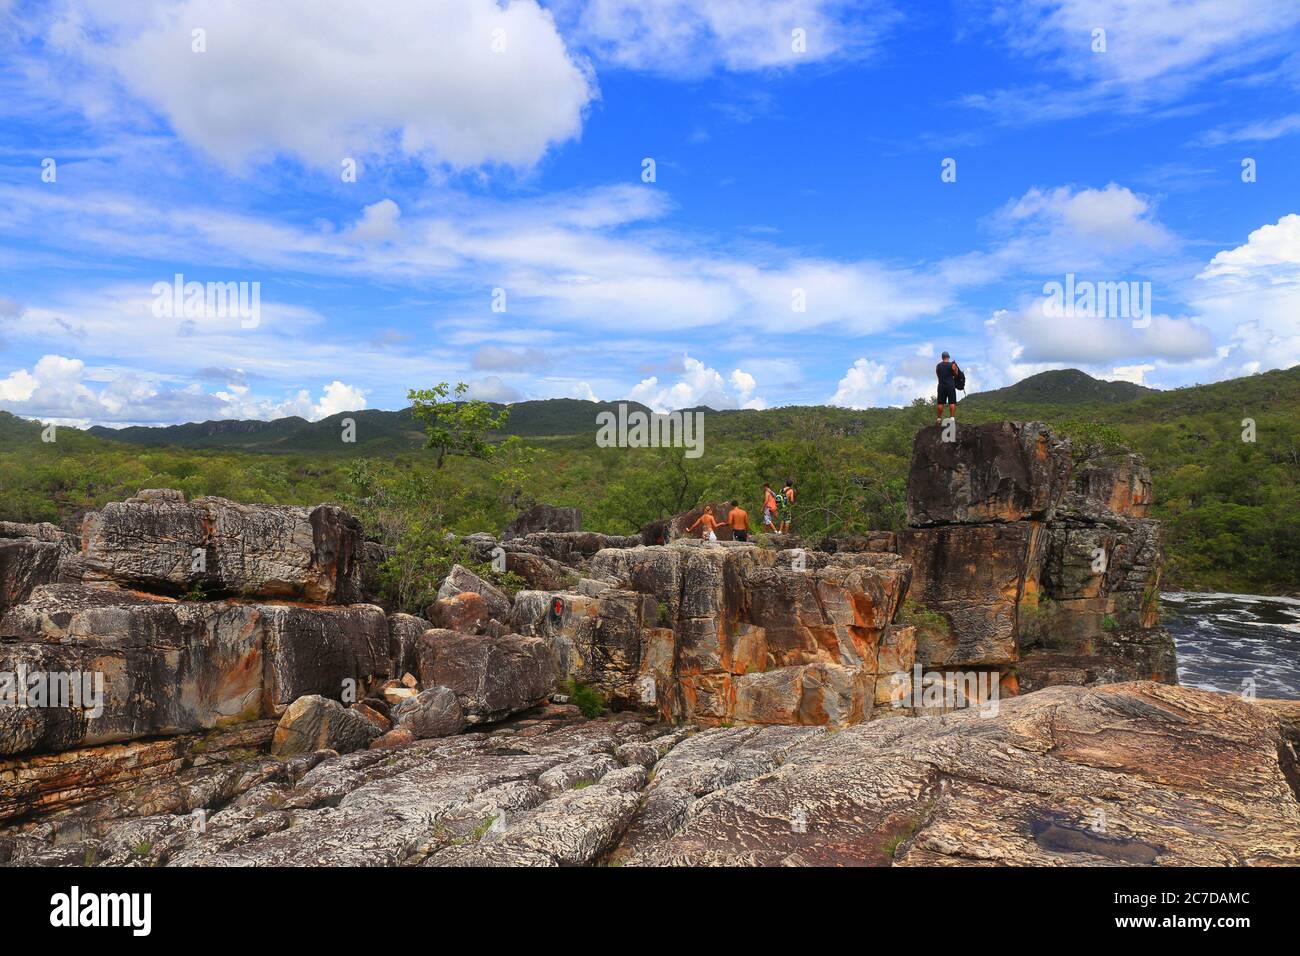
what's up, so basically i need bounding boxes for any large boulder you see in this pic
[391,685,468,739]
[386,612,430,679]
[732,663,873,726]
[907,422,1072,526]
[431,591,489,634]
[897,522,1048,667]
[271,694,381,757]
[510,588,659,707]
[504,504,581,540]
[0,522,77,610]
[416,630,555,724]
[436,564,511,621]
[79,491,364,603]
[0,584,389,756]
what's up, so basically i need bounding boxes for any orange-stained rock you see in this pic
[431,591,488,634]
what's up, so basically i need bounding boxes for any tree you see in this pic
[408,382,510,469]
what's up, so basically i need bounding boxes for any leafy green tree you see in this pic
[408,382,509,469]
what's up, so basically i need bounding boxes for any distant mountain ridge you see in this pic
[23,366,1292,453]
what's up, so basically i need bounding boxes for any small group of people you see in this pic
[687,479,796,542]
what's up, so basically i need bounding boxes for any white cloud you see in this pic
[997,184,1174,252]
[1109,363,1155,385]
[988,304,1214,365]
[1195,113,1300,146]
[629,355,765,411]
[465,376,523,403]
[40,0,595,170]
[349,200,402,244]
[1199,213,1300,279]
[965,0,1300,120]
[567,0,897,75]
[0,354,368,424]
[828,357,926,409]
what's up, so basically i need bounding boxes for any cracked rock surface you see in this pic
[3,682,1295,867]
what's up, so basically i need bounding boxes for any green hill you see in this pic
[962,368,1154,406]
[4,366,1298,594]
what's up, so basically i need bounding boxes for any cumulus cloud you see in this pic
[828,357,928,409]
[1189,214,1300,376]
[567,0,898,75]
[986,305,1214,365]
[0,354,366,425]
[43,0,595,170]
[349,199,402,244]
[629,355,765,411]
[464,376,522,403]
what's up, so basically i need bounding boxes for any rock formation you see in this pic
[893,422,1175,691]
[0,428,1279,868]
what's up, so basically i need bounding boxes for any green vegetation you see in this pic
[1018,599,1065,649]
[3,366,1298,595]
[899,598,952,646]
[566,679,606,719]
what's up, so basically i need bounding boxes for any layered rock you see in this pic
[510,541,915,726]
[614,682,1300,866]
[271,695,381,757]
[906,421,1072,526]
[416,630,555,724]
[0,584,389,756]
[79,491,364,603]
[0,522,78,611]
[7,683,1296,868]
[896,423,1174,690]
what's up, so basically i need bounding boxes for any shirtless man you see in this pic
[726,500,750,542]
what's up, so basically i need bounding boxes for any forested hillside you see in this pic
[3,366,1297,594]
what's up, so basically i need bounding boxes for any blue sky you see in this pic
[1,0,1298,426]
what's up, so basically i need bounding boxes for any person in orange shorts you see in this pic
[726,500,749,542]
[687,506,725,542]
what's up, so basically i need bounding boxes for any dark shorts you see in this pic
[937,383,957,405]
[733,529,748,541]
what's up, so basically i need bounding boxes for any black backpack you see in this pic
[953,364,967,391]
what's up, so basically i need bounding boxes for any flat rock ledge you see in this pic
[3,682,1296,867]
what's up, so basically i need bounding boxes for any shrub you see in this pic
[566,679,606,718]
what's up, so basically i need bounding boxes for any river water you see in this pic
[1163,592,1300,700]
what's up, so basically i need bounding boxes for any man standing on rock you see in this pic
[726,500,750,541]
[936,351,960,424]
